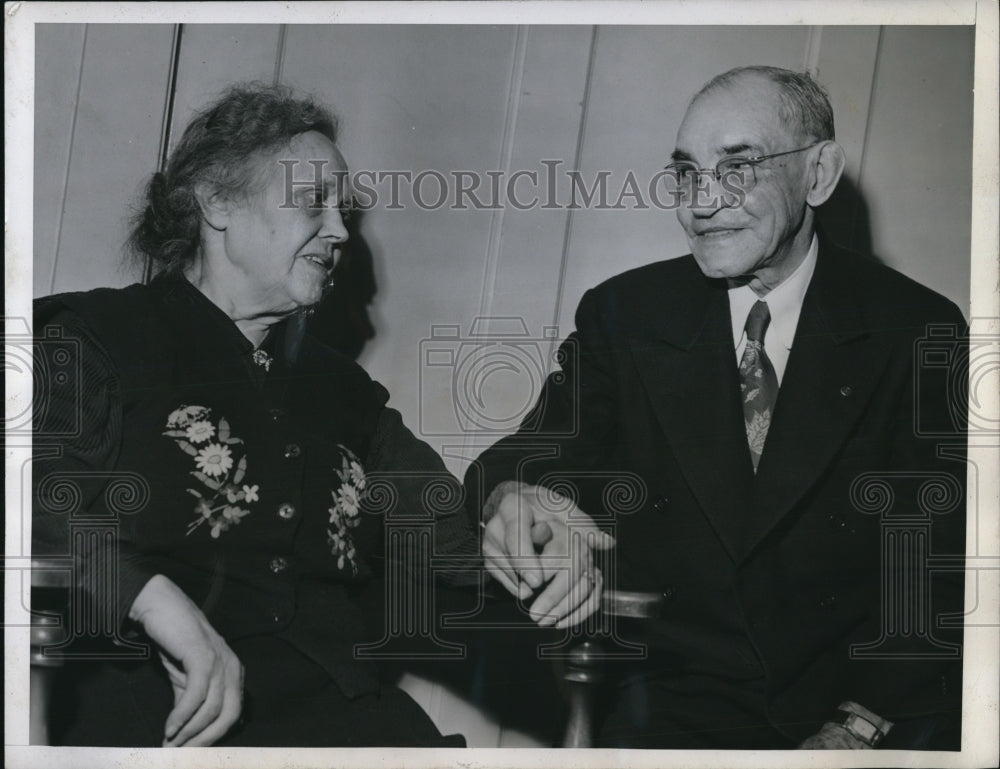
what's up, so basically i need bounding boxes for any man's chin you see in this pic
[691,249,758,280]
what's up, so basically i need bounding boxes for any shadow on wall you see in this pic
[308,209,378,360]
[817,172,878,263]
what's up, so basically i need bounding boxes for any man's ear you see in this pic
[193,182,232,231]
[806,140,847,207]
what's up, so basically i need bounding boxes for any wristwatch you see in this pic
[829,701,893,747]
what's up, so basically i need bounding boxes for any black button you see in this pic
[662,585,676,601]
[269,607,286,623]
[269,556,289,574]
[828,512,847,530]
[283,443,302,459]
[840,385,853,398]
[277,502,296,520]
[652,495,668,513]
[269,408,286,421]
[819,593,838,609]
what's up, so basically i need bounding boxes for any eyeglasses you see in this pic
[663,143,821,195]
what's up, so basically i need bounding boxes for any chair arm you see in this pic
[30,556,72,744]
[560,589,665,747]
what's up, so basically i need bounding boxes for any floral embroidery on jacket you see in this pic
[163,405,257,538]
[328,446,367,575]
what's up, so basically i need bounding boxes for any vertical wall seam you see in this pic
[476,25,529,319]
[453,25,529,547]
[851,25,885,250]
[143,24,185,283]
[273,25,288,85]
[551,25,600,335]
[804,25,823,76]
[48,24,89,295]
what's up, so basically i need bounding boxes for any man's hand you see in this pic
[798,722,871,749]
[129,574,244,747]
[482,482,615,629]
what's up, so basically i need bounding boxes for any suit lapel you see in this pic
[631,261,754,562]
[742,243,891,558]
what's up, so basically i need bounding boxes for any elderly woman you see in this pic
[32,83,481,747]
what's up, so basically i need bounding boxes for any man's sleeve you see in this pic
[464,287,621,520]
[778,305,967,741]
[849,307,967,723]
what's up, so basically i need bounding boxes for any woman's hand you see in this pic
[128,575,244,746]
[482,483,615,629]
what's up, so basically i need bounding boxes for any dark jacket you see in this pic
[33,273,479,739]
[466,241,967,745]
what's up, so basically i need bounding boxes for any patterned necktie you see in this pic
[739,300,779,471]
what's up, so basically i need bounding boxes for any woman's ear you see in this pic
[193,182,232,231]
[806,140,847,207]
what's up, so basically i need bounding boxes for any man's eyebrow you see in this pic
[669,149,694,162]
[721,142,761,156]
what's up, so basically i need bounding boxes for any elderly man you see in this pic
[470,66,967,749]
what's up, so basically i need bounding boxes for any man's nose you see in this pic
[686,172,728,216]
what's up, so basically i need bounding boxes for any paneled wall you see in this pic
[32,22,976,747]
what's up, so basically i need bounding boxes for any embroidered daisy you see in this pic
[195,443,233,477]
[337,483,361,518]
[185,420,216,444]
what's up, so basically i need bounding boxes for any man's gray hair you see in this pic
[694,65,836,142]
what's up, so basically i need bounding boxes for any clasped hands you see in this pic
[481,482,615,629]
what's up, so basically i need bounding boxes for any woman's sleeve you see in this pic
[364,385,480,585]
[32,307,161,630]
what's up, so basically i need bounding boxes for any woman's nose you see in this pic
[321,206,349,244]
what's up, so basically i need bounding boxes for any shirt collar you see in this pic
[729,233,818,350]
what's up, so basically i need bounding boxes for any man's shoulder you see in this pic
[585,255,708,317]
[591,255,701,293]
[823,243,966,326]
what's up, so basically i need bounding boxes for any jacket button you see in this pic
[662,585,676,601]
[819,592,838,609]
[284,443,302,459]
[269,607,286,623]
[269,408,286,421]
[652,495,668,513]
[269,556,289,573]
[277,503,296,520]
[840,385,853,398]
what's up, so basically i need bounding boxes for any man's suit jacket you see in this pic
[467,239,967,743]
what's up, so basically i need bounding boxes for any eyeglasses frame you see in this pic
[663,142,823,193]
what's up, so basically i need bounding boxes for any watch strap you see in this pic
[830,701,892,747]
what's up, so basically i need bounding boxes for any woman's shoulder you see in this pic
[34,280,183,377]
[35,281,153,333]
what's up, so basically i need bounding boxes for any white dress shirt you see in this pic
[728,235,818,385]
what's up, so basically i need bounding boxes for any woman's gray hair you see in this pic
[128,82,338,275]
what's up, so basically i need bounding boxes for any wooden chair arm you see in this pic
[561,589,665,747]
[30,556,72,744]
